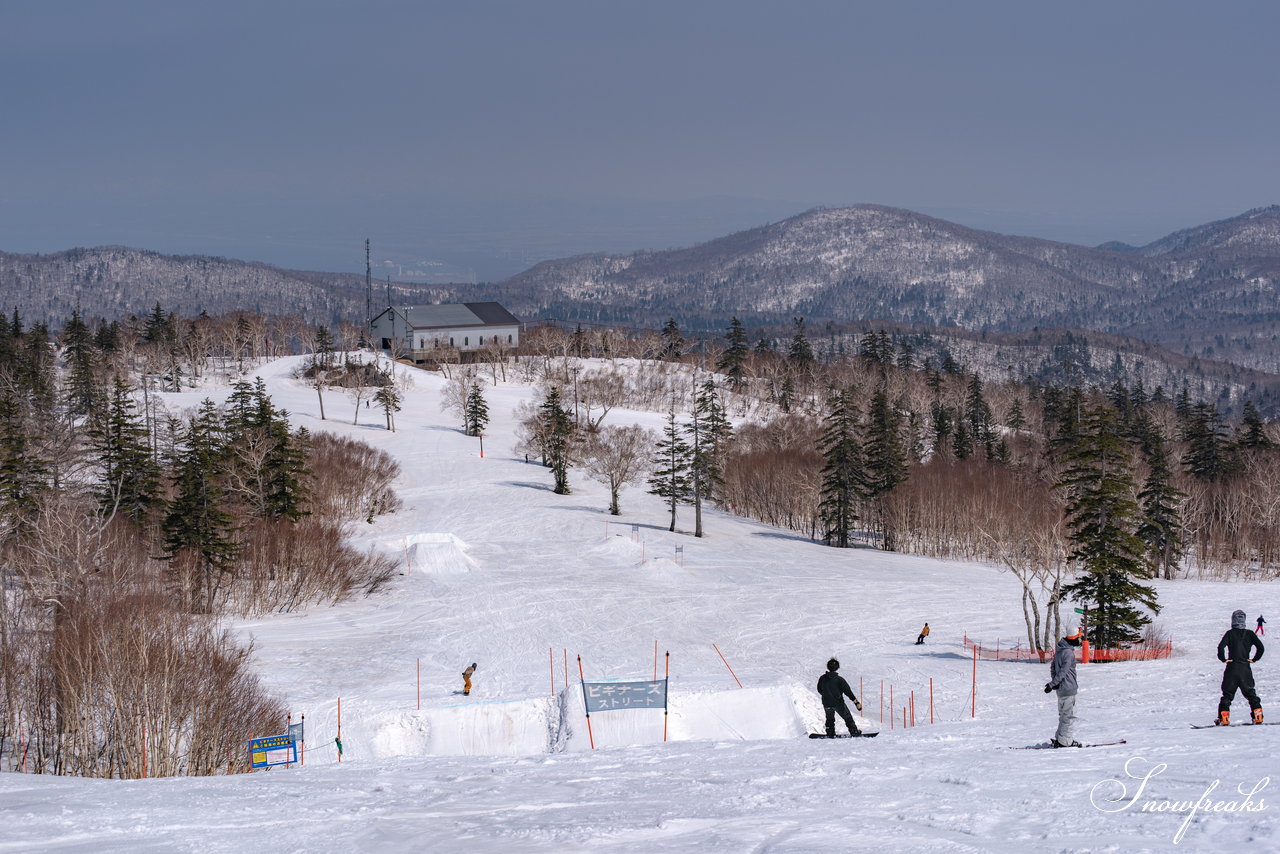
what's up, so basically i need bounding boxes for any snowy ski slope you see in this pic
[0,355,1275,853]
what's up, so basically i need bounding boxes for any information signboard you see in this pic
[248,734,298,769]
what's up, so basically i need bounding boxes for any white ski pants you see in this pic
[1055,692,1078,744]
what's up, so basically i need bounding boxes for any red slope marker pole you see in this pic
[578,655,595,750]
[972,644,978,719]
[712,643,743,688]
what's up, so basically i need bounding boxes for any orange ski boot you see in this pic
[1215,710,1230,726]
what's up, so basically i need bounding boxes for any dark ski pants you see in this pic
[916,635,926,644]
[1219,662,1262,713]
[824,703,859,736]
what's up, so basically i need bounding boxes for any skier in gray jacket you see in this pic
[1044,623,1084,747]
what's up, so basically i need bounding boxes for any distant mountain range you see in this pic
[3,205,1280,407]
[477,204,1280,373]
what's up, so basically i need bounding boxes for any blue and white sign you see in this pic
[582,680,667,712]
[248,734,298,769]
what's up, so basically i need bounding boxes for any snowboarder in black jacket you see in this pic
[817,658,862,737]
[1217,609,1264,725]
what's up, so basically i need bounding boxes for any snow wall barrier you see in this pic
[367,684,842,757]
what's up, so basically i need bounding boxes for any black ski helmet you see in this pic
[827,658,840,671]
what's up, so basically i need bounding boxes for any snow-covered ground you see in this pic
[2,355,1276,853]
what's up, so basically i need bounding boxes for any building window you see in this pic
[508,334,513,343]
[479,336,484,345]
[464,337,469,346]
[450,337,454,346]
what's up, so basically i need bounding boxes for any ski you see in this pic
[1013,739,1127,750]
[809,732,879,738]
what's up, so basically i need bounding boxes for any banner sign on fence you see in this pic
[582,680,667,712]
[248,734,298,769]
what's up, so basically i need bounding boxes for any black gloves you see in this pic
[1044,683,1053,693]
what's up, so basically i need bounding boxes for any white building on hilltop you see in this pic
[371,302,521,362]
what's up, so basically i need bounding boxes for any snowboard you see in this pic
[809,732,879,738]
[1189,722,1276,729]
[1013,739,1126,750]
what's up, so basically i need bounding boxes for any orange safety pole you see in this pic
[971,644,977,718]
[550,648,556,697]
[712,643,743,688]
[903,707,907,729]
[663,651,670,742]
[577,655,596,750]
[929,678,934,724]
[286,713,292,769]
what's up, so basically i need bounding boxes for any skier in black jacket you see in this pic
[1217,609,1264,725]
[817,658,863,737]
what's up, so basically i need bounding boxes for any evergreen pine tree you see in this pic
[686,379,732,538]
[1059,407,1160,648]
[90,376,161,522]
[0,389,47,532]
[965,373,995,458]
[539,387,574,494]
[63,309,104,423]
[864,389,907,550]
[465,383,490,437]
[1135,425,1186,581]
[1007,397,1026,431]
[374,370,402,432]
[716,317,750,390]
[818,391,865,548]
[314,325,335,370]
[660,319,684,361]
[789,317,815,366]
[1238,401,1272,449]
[649,404,692,532]
[161,399,239,612]
[1181,402,1228,481]
[951,416,973,460]
[571,324,589,358]
[930,402,954,457]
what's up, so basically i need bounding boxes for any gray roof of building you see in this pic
[396,302,520,329]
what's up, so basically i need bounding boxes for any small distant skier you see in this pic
[916,623,930,645]
[1258,615,1266,636]
[462,662,477,696]
[1216,609,1264,725]
[1044,623,1083,747]
[817,658,863,737]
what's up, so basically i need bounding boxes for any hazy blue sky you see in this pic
[2,1,1277,279]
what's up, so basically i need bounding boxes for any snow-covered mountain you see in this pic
[1,355,1274,852]
[486,205,1280,371]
